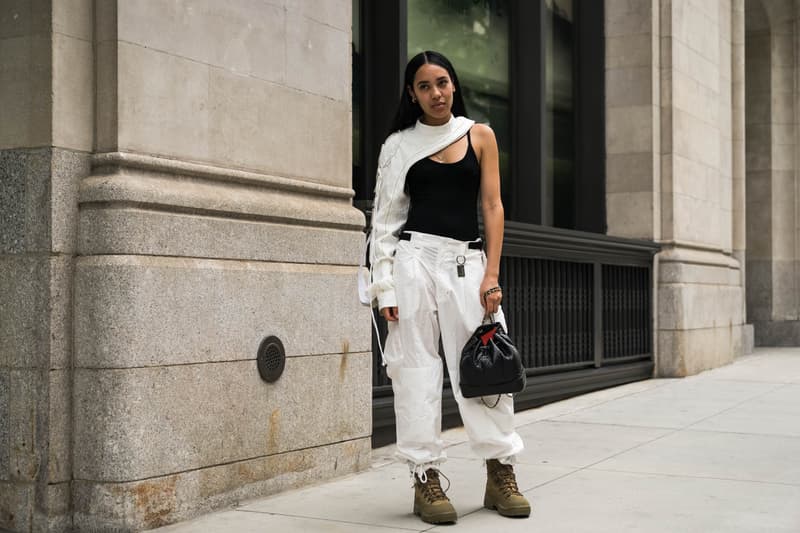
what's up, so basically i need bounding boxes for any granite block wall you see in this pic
[69,1,371,530]
[2,1,370,531]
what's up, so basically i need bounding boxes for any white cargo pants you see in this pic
[384,231,524,475]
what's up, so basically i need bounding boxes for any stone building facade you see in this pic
[606,0,800,367]
[0,0,798,531]
[2,1,369,531]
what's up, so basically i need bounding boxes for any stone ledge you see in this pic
[658,242,741,269]
[72,437,371,532]
[78,206,362,265]
[659,262,741,286]
[80,172,364,233]
[91,152,355,200]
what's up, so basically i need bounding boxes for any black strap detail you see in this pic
[399,232,482,249]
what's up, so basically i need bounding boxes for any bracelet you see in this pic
[483,286,502,297]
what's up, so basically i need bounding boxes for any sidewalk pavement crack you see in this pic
[234,509,424,531]
[540,380,675,423]
[585,467,800,487]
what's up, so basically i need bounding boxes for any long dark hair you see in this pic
[389,50,469,134]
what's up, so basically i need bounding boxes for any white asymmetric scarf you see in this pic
[367,115,475,310]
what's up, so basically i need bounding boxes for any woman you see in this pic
[368,51,530,524]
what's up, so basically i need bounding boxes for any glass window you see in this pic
[544,0,575,229]
[352,0,603,233]
[407,0,511,201]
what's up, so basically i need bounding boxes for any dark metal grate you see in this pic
[501,257,594,369]
[373,259,652,388]
[602,264,651,358]
[257,336,286,383]
[371,225,656,392]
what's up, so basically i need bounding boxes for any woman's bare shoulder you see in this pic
[471,122,496,140]
[470,122,497,145]
[470,122,497,158]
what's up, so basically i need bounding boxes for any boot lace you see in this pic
[417,469,451,503]
[492,463,522,497]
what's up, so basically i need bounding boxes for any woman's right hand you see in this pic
[381,306,399,321]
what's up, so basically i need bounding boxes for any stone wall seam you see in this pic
[52,30,92,44]
[658,252,741,268]
[72,350,372,371]
[657,280,740,287]
[658,239,742,254]
[115,38,350,105]
[74,254,357,274]
[658,327,742,333]
[77,208,363,266]
[81,200,362,232]
[70,435,371,484]
[73,248,361,268]
[71,437,371,531]
[296,17,348,35]
[658,259,740,268]
[286,1,351,34]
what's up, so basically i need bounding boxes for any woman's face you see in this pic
[408,63,455,125]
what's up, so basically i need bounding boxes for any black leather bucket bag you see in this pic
[459,317,526,399]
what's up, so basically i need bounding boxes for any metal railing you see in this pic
[504,257,594,369]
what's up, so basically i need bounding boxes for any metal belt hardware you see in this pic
[456,255,466,277]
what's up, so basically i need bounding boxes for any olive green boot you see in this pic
[413,469,457,524]
[484,459,531,517]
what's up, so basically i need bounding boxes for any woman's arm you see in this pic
[369,134,407,321]
[474,124,504,315]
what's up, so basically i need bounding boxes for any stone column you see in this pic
[765,15,798,332]
[69,2,370,531]
[0,1,92,530]
[657,0,744,375]
[732,0,754,353]
[745,0,800,345]
[605,0,662,241]
[606,0,745,376]
[744,0,773,330]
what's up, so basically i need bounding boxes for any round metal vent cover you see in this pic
[257,336,286,383]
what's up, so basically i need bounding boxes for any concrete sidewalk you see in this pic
[155,348,800,532]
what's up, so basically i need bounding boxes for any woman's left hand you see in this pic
[480,276,502,315]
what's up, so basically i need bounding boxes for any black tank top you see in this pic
[403,130,481,241]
